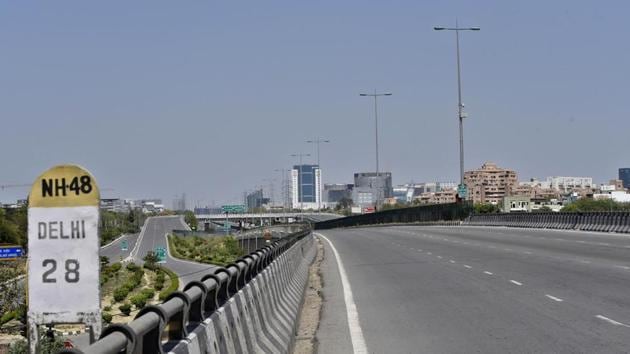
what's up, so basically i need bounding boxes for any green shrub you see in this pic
[0,309,18,326]
[113,287,129,302]
[104,306,112,312]
[119,303,132,316]
[110,263,122,273]
[126,262,139,271]
[141,288,155,299]
[130,294,148,309]
[102,312,113,324]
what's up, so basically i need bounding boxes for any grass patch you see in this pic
[158,266,179,301]
[167,234,244,266]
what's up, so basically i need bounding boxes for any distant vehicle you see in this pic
[63,339,74,348]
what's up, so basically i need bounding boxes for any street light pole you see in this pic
[434,22,480,199]
[290,153,311,211]
[360,91,392,175]
[306,138,330,212]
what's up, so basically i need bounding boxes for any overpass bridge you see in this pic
[195,211,341,226]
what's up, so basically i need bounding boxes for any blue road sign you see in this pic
[0,246,23,260]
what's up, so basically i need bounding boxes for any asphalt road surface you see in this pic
[315,226,630,354]
[99,233,138,262]
[126,216,216,289]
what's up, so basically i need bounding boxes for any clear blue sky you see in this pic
[1,1,629,206]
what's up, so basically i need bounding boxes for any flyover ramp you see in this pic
[127,216,216,289]
[315,226,630,353]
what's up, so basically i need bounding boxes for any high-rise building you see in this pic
[291,165,322,210]
[619,168,630,189]
[246,189,269,211]
[323,184,353,207]
[352,172,393,208]
[464,162,518,204]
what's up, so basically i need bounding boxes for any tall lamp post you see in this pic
[290,153,311,211]
[434,21,480,200]
[359,91,392,175]
[306,138,330,212]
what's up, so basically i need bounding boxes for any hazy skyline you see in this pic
[2,1,629,206]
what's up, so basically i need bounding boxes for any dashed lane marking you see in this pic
[545,294,564,302]
[483,271,493,275]
[595,315,630,328]
[463,265,472,269]
[510,280,523,286]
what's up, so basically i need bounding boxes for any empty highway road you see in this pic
[127,216,216,289]
[315,226,630,354]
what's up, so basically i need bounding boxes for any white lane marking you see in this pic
[417,249,423,252]
[595,315,630,328]
[579,260,591,264]
[483,271,493,275]
[427,252,432,255]
[504,248,512,251]
[614,265,630,270]
[449,260,456,264]
[100,233,127,249]
[437,256,443,259]
[510,280,523,286]
[489,246,497,249]
[523,251,532,255]
[545,294,564,302]
[317,233,368,354]
[463,265,472,269]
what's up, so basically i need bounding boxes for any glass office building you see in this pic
[291,164,321,210]
[619,168,630,189]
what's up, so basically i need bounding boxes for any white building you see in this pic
[291,164,322,210]
[593,190,630,203]
[545,176,593,193]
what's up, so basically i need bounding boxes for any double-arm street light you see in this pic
[360,91,392,175]
[290,153,311,211]
[434,22,480,199]
[306,138,330,211]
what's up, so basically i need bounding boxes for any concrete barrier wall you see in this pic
[59,231,315,354]
[169,235,315,354]
[465,212,630,233]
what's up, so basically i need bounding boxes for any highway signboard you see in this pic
[222,204,245,213]
[155,246,167,263]
[27,164,102,352]
[0,246,23,260]
[121,239,128,251]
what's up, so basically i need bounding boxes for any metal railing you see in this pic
[59,229,312,354]
[314,202,472,230]
[465,211,630,233]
